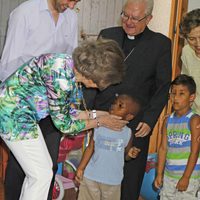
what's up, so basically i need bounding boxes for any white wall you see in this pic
[77,0,172,40]
[148,0,172,37]
[188,0,200,11]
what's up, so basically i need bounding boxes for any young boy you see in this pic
[75,94,141,200]
[154,74,200,199]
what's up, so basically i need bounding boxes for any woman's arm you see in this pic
[76,110,109,120]
[77,110,128,131]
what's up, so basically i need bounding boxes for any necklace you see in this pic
[76,82,91,148]
[124,47,135,62]
[78,83,88,112]
[75,82,88,112]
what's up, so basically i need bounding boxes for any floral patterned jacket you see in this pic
[0,53,85,141]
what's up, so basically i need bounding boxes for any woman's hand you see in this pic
[98,114,128,131]
[96,110,109,116]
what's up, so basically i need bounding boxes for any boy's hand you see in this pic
[128,146,141,158]
[176,176,189,191]
[154,174,163,189]
[75,169,84,184]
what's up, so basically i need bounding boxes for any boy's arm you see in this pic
[176,115,200,191]
[154,118,168,189]
[125,133,133,155]
[75,132,95,182]
[125,134,133,161]
[125,134,141,161]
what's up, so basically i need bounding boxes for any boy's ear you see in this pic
[190,93,196,102]
[125,114,134,121]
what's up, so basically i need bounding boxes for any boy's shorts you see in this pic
[78,176,121,200]
[160,175,199,200]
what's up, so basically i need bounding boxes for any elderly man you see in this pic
[84,0,172,199]
[0,0,80,199]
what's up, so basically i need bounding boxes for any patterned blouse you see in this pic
[0,53,85,141]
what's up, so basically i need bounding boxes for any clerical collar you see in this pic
[126,29,145,41]
[127,35,135,40]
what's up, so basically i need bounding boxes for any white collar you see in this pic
[127,35,135,40]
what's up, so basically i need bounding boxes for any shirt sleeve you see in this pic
[0,9,30,81]
[40,54,86,135]
[1,9,28,65]
[124,127,132,147]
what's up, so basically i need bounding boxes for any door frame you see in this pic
[149,0,188,153]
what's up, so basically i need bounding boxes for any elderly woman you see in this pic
[0,39,127,200]
[180,8,200,114]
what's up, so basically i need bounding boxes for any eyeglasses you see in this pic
[120,11,148,23]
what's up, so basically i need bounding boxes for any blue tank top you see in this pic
[165,110,200,179]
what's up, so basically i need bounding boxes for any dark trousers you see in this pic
[121,135,150,200]
[4,116,62,200]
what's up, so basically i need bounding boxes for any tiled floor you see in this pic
[0,181,77,200]
[0,180,144,200]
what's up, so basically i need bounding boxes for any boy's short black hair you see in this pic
[117,94,141,116]
[171,74,196,94]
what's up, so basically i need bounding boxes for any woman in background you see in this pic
[180,8,200,114]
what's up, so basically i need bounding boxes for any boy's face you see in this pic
[170,84,195,113]
[110,96,133,120]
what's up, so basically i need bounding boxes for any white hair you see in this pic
[123,0,154,15]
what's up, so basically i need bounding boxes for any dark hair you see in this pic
[171,74,196,94]
[118,94,141,116]
[72,38,125,90]
[180,9,200,38]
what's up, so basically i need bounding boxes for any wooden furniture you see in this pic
[0,139,9,181]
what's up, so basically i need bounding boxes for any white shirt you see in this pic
[181,44,200,115]
[0,0,78,82]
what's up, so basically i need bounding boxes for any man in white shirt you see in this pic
[0,0,80,199]
[0,0,80,82]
